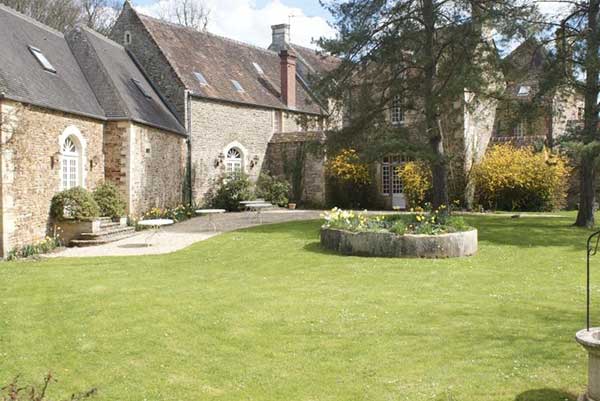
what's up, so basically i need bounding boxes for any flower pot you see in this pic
[288,203,297,210]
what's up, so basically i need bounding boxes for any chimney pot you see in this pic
[271,24,290,52]
[279,49,297,109]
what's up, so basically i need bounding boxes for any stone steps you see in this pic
[70,225,137,247]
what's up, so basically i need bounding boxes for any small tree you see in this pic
[157,0,210,31]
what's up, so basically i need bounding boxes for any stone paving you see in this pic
[49,209,324,258]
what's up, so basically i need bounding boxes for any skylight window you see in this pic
[517,85,531,96]
[131,78,151,99]
[231,79,245,93]
[194,71,209,86]
[252,62,264,75]
[29,46,56,73]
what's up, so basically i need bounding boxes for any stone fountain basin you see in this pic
[576,328,600,401]
[320,227,477,258]
[576,328,600,349]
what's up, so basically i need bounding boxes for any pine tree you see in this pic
[317,0,537,210]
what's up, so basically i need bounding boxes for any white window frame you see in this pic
[222,141,247,177]
[29,46,56,73]
[381,155,407,195]
[390,96,404,125]
[58,126,87,190]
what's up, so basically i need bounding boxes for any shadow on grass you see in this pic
[514,388,578,401]
[464,216,592,251]
[303,241,336,255]
[237,215,595,252]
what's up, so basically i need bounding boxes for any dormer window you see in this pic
[131,78,151,99]
[194,71,209,86]
[517,85,531,97]
[252,62,264,75]
[231,79,245,93]
[29,46,56,73]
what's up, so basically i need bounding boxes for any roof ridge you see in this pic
[0,3,64,38]
[66,26,129,119]
[136,11,280,57]
[76,23,127,50]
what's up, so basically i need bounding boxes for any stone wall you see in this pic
[0,100,104,256]
[265,132,326,206]
[104,121,186,218]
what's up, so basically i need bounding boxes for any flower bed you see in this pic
[320,208,477,258]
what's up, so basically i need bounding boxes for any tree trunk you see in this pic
[423,0,449,211]
[577,156,596,228]
[575,0,600,227]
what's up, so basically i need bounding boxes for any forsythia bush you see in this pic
[397,161,432,208]
[326,148,371,185]
[473,144,570,211]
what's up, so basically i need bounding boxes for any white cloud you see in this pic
[535,1,573,23]
[136,0,336,49]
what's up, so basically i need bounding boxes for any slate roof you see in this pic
[0,4,105,120]
[66,25,185,135]
[502,39,549,100]
[135,12,325,115]
[288,43,340,77]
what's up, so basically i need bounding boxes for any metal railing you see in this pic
[586,230,600,330]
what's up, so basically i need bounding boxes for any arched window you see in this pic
[225,147,243,176]
[124,31,132,45]
[61,135,81,190]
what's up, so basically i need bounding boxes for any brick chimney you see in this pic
[270,24,290,51]
[279,49,297,109]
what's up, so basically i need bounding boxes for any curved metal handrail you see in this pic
[586,230,600,330]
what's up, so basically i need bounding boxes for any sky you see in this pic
[132,0,574,50]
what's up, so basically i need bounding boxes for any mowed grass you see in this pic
[0,214,596,400]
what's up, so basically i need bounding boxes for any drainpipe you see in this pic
[185,90,193,205]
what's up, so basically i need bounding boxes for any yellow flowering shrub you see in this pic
[326,149,371,185]
[397,161,432,208]
[473,144,571,211]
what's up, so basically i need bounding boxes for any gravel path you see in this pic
[49,209,323,258]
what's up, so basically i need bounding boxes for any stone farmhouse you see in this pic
[0,1,586,256]
[110,3,334,206]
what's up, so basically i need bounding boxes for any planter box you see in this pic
[320,227,478,258]
[54,217,126,245]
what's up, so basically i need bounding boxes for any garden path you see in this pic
[48,209,324,258]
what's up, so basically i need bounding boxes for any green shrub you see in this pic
[205,174,254,211]
[141,204,195,223]
[473,144,571,211]
[50,187,100,221]
[93,183,126,218]
[256,174,291,207]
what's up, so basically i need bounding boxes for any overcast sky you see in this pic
[132,0,575,49]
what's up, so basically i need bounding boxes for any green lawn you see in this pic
[0,214,596,400]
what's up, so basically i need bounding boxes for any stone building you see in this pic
[66,25,187,216]
[492,39,584,147]
[0,4,186,256]
[111,3,331,205]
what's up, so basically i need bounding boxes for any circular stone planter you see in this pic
[576,328,600,401]
[320,227,478,258]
